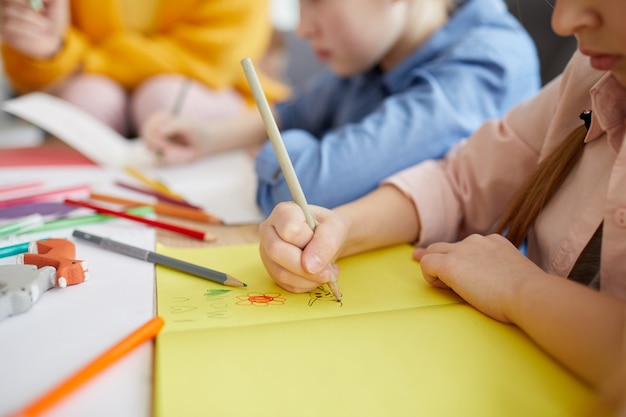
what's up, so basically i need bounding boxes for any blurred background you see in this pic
[0,0,576,148]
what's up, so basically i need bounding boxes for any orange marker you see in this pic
[12,316,165,417]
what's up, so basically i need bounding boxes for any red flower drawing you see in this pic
[235,292,286,307]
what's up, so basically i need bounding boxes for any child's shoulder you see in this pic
[431,0,537,63]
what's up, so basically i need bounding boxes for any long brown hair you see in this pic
[496,122,589,247]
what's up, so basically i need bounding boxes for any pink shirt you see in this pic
[385,51,626,300]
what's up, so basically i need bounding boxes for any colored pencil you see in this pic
[241,57,342,302]
[64,199,216,242]
[89,192,222,224]
[16,214,110,235]
[154,78,192,162]
[73,230,246,287]
[17,207,153,235]
[172,78,192,115]
[11,316,165,417]
[0,214,44,237]
[123,166,186,201]
[0,241,32,258]
[0,181,42,195]
[115,180,202,210]
[0,184,90,209]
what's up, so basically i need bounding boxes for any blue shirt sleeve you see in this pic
[256,22,540,215]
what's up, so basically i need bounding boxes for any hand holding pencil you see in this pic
[258,202,345,294]
[241,58,342,302]
[140,112,208,165]
[140,79,206,165]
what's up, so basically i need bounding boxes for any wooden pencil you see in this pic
[0,184,90,209]
[241,57,342,302]
[123,166,186,201]
[172,78,192,115]
[0,214,44,237]
[115,181,203,210]
[89,192,223,224]
[64,199,217,242]
[0,181,42,195]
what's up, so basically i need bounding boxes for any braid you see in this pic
[496,114,590,247]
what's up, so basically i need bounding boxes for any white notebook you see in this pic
[2,92,155,167]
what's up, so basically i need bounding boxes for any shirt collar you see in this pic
[586,72,626,151]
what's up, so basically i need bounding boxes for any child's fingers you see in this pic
[417,253,447,288]
[259,247,323,293]
[161,146,199,165]
[260,223,328,292]
[141,113,174,141]
[293,205,343,273]
[263,202,315,249]
[259,202,344,292]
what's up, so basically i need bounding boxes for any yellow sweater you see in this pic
[1,0,288,103]
[116,0,158,33]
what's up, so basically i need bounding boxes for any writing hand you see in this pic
[259,202,345,293]
[140,112,206,165]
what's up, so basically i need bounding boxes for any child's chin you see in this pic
[329,63,364,77]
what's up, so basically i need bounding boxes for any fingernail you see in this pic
[305,254,323,274]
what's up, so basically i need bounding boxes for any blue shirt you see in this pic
[255,0,540,215]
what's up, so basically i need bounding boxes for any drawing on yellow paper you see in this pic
[235,292,286,307]
[308,286,342,306]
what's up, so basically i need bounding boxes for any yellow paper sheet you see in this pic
[154,244,594,417]
[156,243,462,332]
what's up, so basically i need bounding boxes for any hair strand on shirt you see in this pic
[496,123,588,247]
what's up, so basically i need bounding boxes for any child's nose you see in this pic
[551,0,601,38]
[295,8,315,40]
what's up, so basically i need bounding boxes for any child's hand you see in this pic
[259,202,346,293]
[0,0,68,58]
[414,233,548,323]
[140,112,206,165]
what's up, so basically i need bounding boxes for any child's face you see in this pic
[297,0,407,76]
[552,0,626,85]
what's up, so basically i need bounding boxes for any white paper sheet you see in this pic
[0,222,156,417]
[2,93,156,167]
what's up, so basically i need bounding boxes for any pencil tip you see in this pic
[225,274,247,287]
